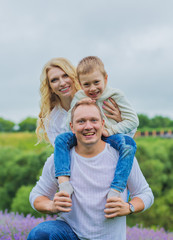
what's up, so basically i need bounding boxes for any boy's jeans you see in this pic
[54,132,136,192]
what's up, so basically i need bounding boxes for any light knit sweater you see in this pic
[67,86,139,136]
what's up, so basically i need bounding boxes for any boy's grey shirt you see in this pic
[67,86,139,136]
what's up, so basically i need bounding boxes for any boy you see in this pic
[54,56,139,199]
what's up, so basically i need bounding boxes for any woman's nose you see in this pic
[59,78,66,86]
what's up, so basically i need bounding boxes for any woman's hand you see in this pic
[102,98,122,122]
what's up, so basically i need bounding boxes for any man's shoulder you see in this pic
[42,153,55,174]
[106,143,119,158]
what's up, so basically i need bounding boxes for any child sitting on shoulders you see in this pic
[54,56,139,199]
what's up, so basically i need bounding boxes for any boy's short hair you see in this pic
[76,56,107,80]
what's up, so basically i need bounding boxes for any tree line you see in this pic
[1,114,173,132]
[0,117,37,132]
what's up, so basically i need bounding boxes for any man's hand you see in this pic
[51,191,72,213]
[102,98,122,123]
[104,197,130,218]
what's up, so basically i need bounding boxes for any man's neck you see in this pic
[75,140,106,158]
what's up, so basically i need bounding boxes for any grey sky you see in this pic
[0,0,173,123]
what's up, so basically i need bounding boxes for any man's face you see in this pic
[79,70,107,100]
[70,104,104,147]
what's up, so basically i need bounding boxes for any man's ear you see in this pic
[70,122,75,133]
[102,119,105,128]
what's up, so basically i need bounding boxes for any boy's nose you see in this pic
[90,85,96,91]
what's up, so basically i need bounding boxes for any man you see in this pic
[28,101,154,240]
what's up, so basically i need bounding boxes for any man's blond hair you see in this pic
[71,100,103,123]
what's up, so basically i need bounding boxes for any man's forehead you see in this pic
[73,105,101,119]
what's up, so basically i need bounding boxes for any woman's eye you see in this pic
[51,78,58,83]
[64,74,69,78]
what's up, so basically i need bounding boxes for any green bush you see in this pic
[0,146,52,212]
[127,138,173,231]
[18,117,37,132]
[11,185,43,218]
[0,117,15,132]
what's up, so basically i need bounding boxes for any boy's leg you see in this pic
[54,132,77,196]
[27,220,80,240]
[102,134,136,197]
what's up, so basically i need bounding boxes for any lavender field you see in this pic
[0,211,173,240]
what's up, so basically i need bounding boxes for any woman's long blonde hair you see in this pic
[36,57,81,143]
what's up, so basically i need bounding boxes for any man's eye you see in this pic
[92,119,97,122]
[79,120,84,123]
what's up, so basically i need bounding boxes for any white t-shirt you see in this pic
[30,144,154,240]
[44,105,69,146]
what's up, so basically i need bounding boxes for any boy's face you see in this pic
[79,70,107,100]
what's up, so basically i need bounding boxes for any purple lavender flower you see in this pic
[127,226,173,240]
[0,210,56,239]
[0,211,173,240]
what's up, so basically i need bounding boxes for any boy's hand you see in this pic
[102,129,109,137]
[103,98,122,122]
[78,97,95,104]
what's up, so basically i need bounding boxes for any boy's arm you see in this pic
[105,93,139,136]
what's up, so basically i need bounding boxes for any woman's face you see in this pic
[48,67,76,100]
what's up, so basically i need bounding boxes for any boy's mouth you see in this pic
[89,91,100,99]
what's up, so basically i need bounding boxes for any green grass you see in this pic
[1,132,173,151]
[138,127,173,132]
[0,132,53,153]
